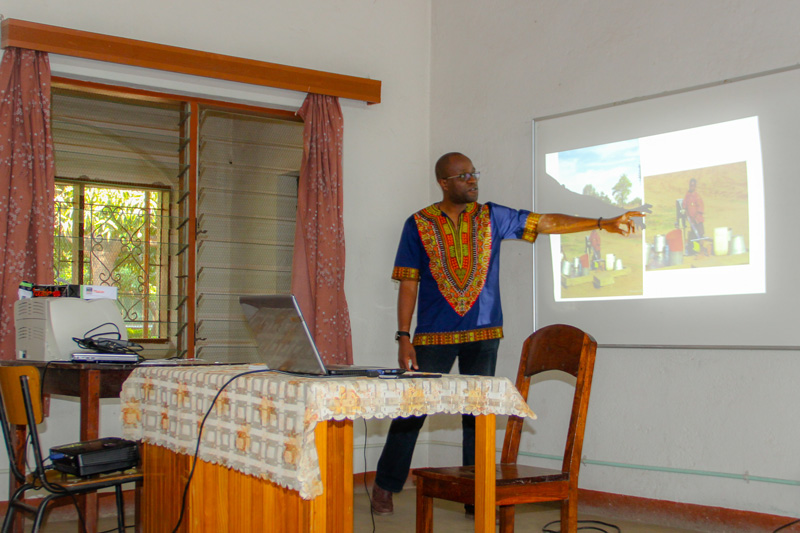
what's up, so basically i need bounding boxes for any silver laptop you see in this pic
[239,294,405,377]
[71,352,140,363]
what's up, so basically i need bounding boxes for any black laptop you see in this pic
[239,294,405,377]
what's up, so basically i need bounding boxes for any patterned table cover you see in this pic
[120,365,536,499]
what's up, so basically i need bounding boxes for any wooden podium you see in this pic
[139,416,499,533]
[139,419,354,533]
[123,366,520,533]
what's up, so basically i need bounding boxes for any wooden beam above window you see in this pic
[1,18,382,104]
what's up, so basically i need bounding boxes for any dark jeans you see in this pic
[374,338,500,492]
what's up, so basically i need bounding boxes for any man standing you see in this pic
[683,178,705,251]
[588,229,602,268]
[371,152,643,515]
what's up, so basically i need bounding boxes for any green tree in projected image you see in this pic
[582,183,610,203]
[612,174,633,205]
[582,176,637,209]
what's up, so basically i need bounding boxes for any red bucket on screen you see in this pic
[666,229,683,252]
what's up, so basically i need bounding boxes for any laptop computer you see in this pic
[71,352,140,364]
[239,294,405,377]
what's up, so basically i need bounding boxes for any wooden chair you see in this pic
[413,324,598,533]
[0,366,142,533]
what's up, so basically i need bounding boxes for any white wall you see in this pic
[0,0,432,497]
[4,0,799,520]
[0,0,432,362]
[430,0,800,518]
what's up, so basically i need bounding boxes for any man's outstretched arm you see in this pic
[537,211,645,236]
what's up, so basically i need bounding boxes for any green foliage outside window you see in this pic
[54,181,168,339]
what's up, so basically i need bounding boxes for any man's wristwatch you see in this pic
[395,331,411,341]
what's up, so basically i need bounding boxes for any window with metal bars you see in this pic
[51,87,187,352]
[49,85,305,359]
[53,180,171,339]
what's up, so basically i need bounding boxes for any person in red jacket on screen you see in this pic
[683,178,704,239]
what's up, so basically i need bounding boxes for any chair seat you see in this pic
[414,464,570,506]
[25,467,142,491]
[415,463,567,485]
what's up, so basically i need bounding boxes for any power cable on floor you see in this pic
[542,518,621,532]
[774,518,800,532]
[362,418,377,533]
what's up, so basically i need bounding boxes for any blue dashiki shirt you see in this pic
[392,202,540,346]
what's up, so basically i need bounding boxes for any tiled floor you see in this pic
[24,486,780,532]
[353,486,698,533]
[25,488,699,532]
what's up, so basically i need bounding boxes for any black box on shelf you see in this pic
[50,437,139,477]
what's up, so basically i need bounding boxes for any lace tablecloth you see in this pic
[120,365,535,499]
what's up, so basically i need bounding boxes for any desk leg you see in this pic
[7,425,26,533]
[314,419,353,533]
[79,369,101,533]
[474,414,496,533]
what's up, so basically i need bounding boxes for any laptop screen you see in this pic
[239,294,326,375]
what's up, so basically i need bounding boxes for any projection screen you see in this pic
[532,67,800,347]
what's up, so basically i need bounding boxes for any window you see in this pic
[195,108,304,363]
[50,84,304,359]
[51,87,187,354]
[54,181,171,340]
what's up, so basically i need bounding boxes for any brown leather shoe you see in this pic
[371,484,394,515]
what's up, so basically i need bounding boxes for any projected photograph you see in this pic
[643,162,750,271]
[545,116,764,302]
[549,139,645,298]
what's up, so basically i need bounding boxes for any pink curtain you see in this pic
[0,48,55,360]
[291,94,353,365]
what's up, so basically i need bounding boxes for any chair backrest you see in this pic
[0,366,45,483]
[0,366,43,426]
[500,324,598,475]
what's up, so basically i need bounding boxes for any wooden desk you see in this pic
[0,360,136,533]
[122,366,532,533]
[137,415,497,533]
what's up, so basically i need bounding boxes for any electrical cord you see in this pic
[72,322,144,356]
[171,367,276,533]
[22,362,134,532]
[64,490,89,533]
[542,519,621,532]
[39,470,136,533]
[40,444,136,533]
[98,524,135,533]
[774,518,800,532]
[358,420,626,533]
[72,337,143,355]
[362,419,376,533]
[40,360,56,407]
[14,373,87,532]
[22,434,89,533]
[29,460,89,532]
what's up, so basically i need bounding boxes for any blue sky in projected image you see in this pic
[556,139,642,199]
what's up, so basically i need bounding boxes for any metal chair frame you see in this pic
[0,366,141,532]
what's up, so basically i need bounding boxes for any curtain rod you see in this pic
[0,18,382,105]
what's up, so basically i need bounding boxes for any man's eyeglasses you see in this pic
[442,171,481,182]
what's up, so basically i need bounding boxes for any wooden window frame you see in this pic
[1,18,381,104]
[51,77,303,357]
